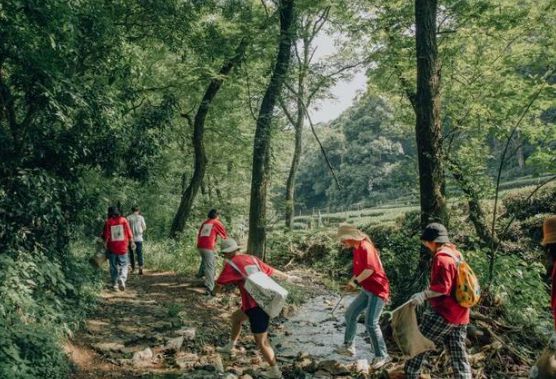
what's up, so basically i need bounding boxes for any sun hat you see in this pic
[220,238,240,253]
[542,216,556,246]
[336,223,370,242]
[420,223,450,243]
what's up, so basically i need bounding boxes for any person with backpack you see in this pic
[196,209,228,295]
[405,223,473,379]
[127,206,147,275]
[213,238,300,379]
[102,206,134,291]
[334,224,392,370]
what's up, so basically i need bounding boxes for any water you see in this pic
[274,294,377,363]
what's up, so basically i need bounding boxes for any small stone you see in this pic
[355,359,369,373]
[131,347,153,367]
[164,336,184,352]
[93,342,125,353]
[222,374,238,379]
[174,327,196,340]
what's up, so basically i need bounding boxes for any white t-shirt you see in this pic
[127,213,146,242]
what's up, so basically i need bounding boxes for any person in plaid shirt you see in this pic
[405,223,472,379]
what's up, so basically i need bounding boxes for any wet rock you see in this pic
[313,369,334,378]
[355,359,369,374]
[131,347,153,367]
[93,342,125,353]
[164,336,184,352]
[317,360,350,376]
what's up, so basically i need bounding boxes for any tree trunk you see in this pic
[170,39,248,238]
[248,0,295,257]
[285,73,305,229]
[411,0,448,294]
[415,0,447,228]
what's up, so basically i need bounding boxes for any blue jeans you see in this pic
[108,253,128,285]
[344,289,388,358]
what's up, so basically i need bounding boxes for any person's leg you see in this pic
[136,241,143,269]
[117,254,129,287]
[128,244,135,271]
[444,325,472,379]
[108,253,118,286]
[196,249,205,278]
[365,292,388,359]
[203,250,216,292]
[404,311,452,379]
[230,309,248,344]
[343,291,368,346]
[254,332,276,365]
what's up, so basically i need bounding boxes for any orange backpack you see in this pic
[437,248,481,308]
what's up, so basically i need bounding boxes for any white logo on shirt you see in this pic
[200,223,213,237]
[110,225,124,241]
[245,264,259,275]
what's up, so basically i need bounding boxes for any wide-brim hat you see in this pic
[542,216,556,246]
[220,238,240,253]
[336,223,369,241]
[420,222,450,243]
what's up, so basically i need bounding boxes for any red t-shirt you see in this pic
[216,254,274,312]
[102,216,133,255]
[353,240,390,301]
[429,245,470,325]
[197,218,228,250]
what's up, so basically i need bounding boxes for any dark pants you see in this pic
[128,241,144,269]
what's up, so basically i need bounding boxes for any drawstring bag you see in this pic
[391,302,435,358]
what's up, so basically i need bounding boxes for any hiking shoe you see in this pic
[334,344,356,356]
[112,283,119,291]
[371,355,392,370]
[216,342,237,356]
[263,365,282,379]
[118,279,126,291]
[138,268,143,275]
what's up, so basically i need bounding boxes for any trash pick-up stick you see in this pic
[331,293,346,315]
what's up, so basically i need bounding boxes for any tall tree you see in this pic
[169,39,248,238]
[414,0,447,227]
[248,0,295,257]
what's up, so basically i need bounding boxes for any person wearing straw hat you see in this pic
[542,216,556,329]
[213,238,300,379]
[334,224,392,370]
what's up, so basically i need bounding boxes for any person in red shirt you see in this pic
[334,224,391,369]
[405,223,472,379]
[196,209,228,295]
[213,238,299,379]
[102,206,134,291]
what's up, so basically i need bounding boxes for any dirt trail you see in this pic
[67,270,235,378]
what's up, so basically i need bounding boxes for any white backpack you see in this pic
[226,256,288,318]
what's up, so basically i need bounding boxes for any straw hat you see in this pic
[542,216,556,246]
[220,238,241,253]
[336,223,369,241]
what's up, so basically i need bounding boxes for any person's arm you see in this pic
[346,269,374,290]
[272,268,301,283]
[141,216,146,233]
[124,220,136,249]
[217,221,228,239]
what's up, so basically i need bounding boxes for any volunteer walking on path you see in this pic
[127,206,147,275]
[405,223,472,379]
[542,216,556,328]
[335,224,392,370]
[196,209,228,294]
[213,238,299,379]
[102,206,134,291]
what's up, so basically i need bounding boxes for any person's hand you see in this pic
[410,291,427,307]
[344,279,358,292]
[131,242,136,250]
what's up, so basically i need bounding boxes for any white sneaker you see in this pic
[334,344,356,356]
[371,355,392,369]
[265,365,282,379]
[216,342,237,355]
[112,284,119,291]
[118,279,125,291]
